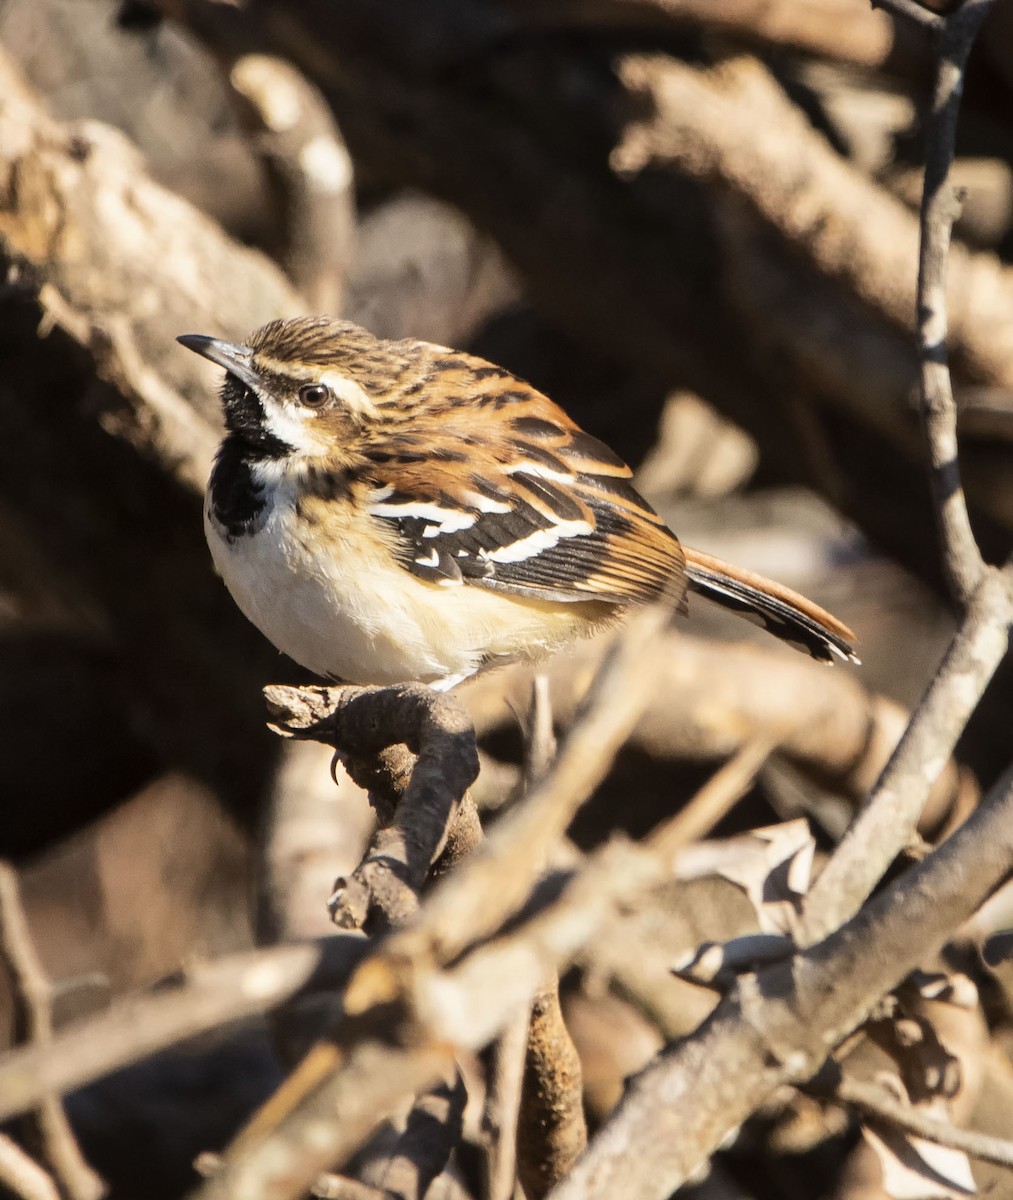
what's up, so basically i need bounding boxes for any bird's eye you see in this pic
[298,383,332,408]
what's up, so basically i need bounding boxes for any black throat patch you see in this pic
[220,375,293,459]
[208,438,270,540]
[209,376,294,540]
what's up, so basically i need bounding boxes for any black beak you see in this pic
[177,334,261,392]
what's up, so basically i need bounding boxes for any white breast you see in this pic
[204,475,597,686]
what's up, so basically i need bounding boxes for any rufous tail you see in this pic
[683,547,859,665]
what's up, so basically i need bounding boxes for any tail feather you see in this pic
[683,547,859,665]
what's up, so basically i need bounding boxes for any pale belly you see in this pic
[204,499,608,686]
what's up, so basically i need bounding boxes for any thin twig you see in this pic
[195,1154,384,1200]
[799,568,1013,947]
[483,674,556,1200]
[370,1073,467,1200]
[832,1073,1013,1170]
[0,1133,59,1200]
[523,673,557,788]
[913,0,993,604]
[796,0,1006,946]
[0,864,104,1200]
[872,0,946,34]
[648,737,775,862]
[483,1011,530,1200]
[465,631,966,817]
[511,674,586,1196]
[0,937,366,1123]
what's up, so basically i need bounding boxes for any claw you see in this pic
[329,747,349,785]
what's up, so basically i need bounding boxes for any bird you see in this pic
[178,316,857,689]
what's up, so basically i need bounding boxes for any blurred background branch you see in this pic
[2,0,1013,1197]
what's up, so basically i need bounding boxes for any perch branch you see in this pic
[265,683,480,931]
[266,684,482,1193]
[195,600,675,1200]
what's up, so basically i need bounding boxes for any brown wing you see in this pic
[360,349,686,606]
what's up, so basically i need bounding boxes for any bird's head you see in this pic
[178,317,416,459]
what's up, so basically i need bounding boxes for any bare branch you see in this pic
[517,982,587,1199]
[230,55,355,313]
[482,1012,530,1200]
[831,1072,1013,1170]
[309,1177,386,1200]
[195,1154,385,1200]
[872,0,946,33]
[612,52,1013,392]
[551,762,1013,1200]
[0,1133,59,1200]
[799,568,1013,946]
[195,839,660,1200]
[0,43,301,491]
[913,0,994,604]
[648,737,775,861]
[0,938,366,1123]
[264,683,480,931]
[199,1037,458,1200]
[0,863,104,1200]
[518,0,914,68]
[368,1073,467,1200]
[466,631,969,832]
